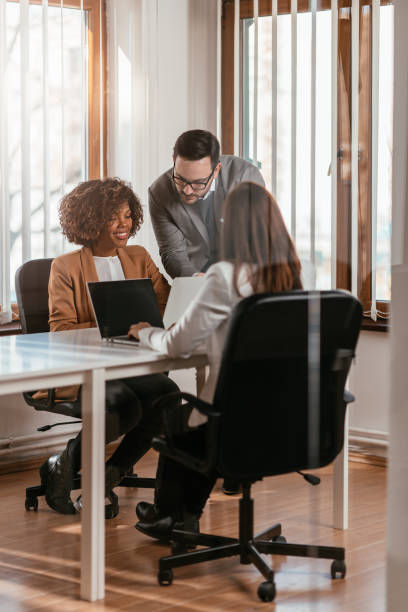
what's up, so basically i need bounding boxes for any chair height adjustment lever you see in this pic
[296,471,321,486]
[37,420,82,432]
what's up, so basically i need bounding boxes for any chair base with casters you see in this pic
[22,390,155,516]
[157,482,346,603]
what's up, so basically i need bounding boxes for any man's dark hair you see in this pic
[173,129,220,167]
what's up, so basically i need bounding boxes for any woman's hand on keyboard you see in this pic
[128,321,151,340]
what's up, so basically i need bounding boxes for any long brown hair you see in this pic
[221,182,302,294]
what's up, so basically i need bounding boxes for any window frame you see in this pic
[6,0,107,178]
[221,0,392,331]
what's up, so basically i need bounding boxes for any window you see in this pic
[222,0,393,326]
[0,0,106,322]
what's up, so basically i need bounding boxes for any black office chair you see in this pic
[15,258,155,514]
[151,290,362,603]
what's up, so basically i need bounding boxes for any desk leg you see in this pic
[195,365,206,396]
[333,409,349,530]
[80,368,106,601]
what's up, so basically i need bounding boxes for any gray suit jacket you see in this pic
[149,155,265,278]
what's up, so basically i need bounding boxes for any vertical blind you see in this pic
[350,0,359,298]
[371,0,380,321]
[330,0,338,288]
[0,0,103,323]
[230,0,392,319]
[0,0,10,320]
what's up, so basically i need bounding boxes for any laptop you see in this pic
[163,276,206,328]
[87,278,164,346]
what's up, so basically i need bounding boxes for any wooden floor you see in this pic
[0,451,386,611]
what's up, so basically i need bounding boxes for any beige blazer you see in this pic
[48,245,169,331]
[34,245,170,401]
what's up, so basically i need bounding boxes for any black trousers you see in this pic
[154,425,218,520]
[68,374,180,474]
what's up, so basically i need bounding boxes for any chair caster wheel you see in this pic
[105,504,119,520]
[331,559,346,579]
[272,535,286,543]
[25,497,38,511]
[257,580,276,602]
[158,568,173,586]
[105,491,119,519]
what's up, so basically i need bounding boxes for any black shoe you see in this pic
[136,501,161,522]
[135,515,175,541]
[39,439,79,514]
[136,512,200,544]
[173,513,200,537]
[172,514,200,551]
[221,478,241,495]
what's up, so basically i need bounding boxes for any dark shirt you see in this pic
[195,191,219,272]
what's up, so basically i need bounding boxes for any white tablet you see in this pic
[163,276,206,328]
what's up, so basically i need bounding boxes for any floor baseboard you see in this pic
[349,450,387,468]
[0,437,121,475]
[349,427,388,467]
[1,426,388,474]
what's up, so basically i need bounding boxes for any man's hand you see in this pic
[193,272,206,277]
[128,322,151,340]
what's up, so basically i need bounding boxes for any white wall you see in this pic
[0,391,81,468]
[387,0,408,608]
[348,331,391,452]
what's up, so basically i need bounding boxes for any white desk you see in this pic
[0,327,207,601]
[0,327,348,601]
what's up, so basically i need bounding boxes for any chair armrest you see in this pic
[332,348,354,371]
[344,390,355,405]
[179,392,221,419]
[152,391,220,438]
[24,387,56,410]
[152,436,216,474]
[45,387,56,409]
[151,391,220,474]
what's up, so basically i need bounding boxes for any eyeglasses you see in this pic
[172,163,218,193]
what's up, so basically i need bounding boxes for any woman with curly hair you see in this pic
[38,177,179,516]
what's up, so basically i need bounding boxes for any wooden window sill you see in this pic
[0,320,388,336]
[361,318,389,332]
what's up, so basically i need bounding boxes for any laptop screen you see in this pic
[87,278,164,339]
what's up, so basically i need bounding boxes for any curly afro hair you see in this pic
[59,178,143,247]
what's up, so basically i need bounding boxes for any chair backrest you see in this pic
[15,258,53,334]
[213,290,362,481]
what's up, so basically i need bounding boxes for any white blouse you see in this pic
[139,261,254,422]
[93,255,125,281]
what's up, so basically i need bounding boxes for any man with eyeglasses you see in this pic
[149,129,264,278]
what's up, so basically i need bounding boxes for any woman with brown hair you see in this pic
[128,181,303,538]
[39,177,179,516]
